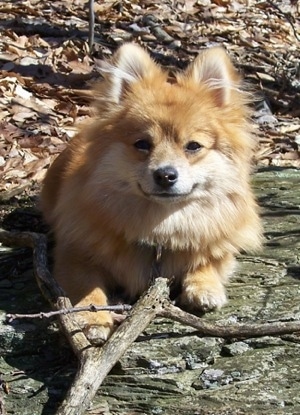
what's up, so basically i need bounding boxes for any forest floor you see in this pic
[0,0,299,202]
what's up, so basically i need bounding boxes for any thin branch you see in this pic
[6,304,132,322]
[142,14,174,44]
[88,0,95,51]
[265,0,300,42]
[158,302,300,339]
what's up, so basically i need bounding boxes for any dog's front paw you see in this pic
[83,323,113,346]
[78,311,114,345]
[180,280,227,311]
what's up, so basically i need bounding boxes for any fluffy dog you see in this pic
[41,43,262,343]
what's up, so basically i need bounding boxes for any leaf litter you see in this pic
[0,0,299,197]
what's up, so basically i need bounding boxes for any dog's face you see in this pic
[45,44,261,253]
[88,44,254,207]
[131,115,213,204]
[97,90,237,205]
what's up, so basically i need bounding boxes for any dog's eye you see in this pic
[185,141,203,152]
[134,139,152,152]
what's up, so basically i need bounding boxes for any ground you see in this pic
[0,1,299,414]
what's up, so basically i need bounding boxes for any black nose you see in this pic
[153,166,178,189]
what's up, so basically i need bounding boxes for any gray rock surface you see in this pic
[1,168,300,414]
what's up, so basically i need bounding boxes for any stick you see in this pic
[265,0,300,42]
[88,0,95,51]
[159,302,300,339]
[56,278,169,415]
[6,304,132,322]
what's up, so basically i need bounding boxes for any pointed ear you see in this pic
[184,47,241,106]
[97,43,161,104]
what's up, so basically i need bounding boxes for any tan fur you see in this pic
[41,44,262,343]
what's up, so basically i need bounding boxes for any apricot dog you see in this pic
[41,44,262,343]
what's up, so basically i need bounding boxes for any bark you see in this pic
[56,278,169,415]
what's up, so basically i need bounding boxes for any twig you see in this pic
[6,304,132,322]
[265,0,300,42]
[142,14,174,44]
[88,0,95,51]
[158,302,300,339]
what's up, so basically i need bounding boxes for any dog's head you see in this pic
[88,44,254,205]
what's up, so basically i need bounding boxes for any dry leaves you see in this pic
[0,0,299,196]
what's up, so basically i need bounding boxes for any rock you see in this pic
[221,341,250,356]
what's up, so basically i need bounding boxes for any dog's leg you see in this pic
[54,249,114,344]
[179,255,235,311]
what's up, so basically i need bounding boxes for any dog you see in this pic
[41,43,262,343]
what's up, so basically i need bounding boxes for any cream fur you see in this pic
[41,44,262,343]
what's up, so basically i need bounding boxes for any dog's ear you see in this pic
[184,47,241,106]
[97,43,160,104]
